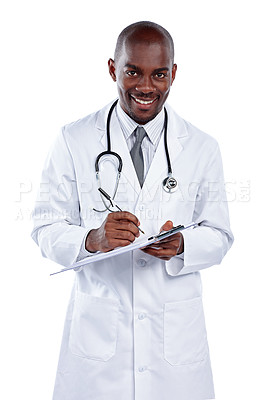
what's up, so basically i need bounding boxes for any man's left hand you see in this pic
[141,220,184,261]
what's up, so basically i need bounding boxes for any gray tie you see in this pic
[130,126,146,187]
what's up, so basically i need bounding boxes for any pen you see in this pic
[98,188,145,234]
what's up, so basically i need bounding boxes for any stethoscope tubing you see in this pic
[163,107,172,176]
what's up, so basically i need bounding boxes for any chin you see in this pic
[128,108,159,125]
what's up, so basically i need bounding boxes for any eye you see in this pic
[155,72,166,79]
[126,70,138,77]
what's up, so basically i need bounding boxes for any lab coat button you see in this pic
[138,366,147,373]
[137,259,147,267]
[139,204,145,211]
[138,313,146,320]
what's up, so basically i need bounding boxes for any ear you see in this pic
[171,64,177,85]
[108,58,116,82]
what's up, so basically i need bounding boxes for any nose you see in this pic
[135,75,156,94]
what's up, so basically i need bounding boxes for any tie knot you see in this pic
[135,126,146,143]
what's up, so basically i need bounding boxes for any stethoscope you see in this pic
[94,99,178,212]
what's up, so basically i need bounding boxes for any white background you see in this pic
[1,0,265,398]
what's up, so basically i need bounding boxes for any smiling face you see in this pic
[108,29,177,124]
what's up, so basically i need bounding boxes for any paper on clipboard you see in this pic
[50,222,196,276]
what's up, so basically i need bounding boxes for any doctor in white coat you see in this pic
[32,21,233,400]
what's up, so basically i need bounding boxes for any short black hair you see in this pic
[114,21,175,63]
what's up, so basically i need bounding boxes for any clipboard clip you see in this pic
[148,224,184,241]
[148,222,197,242]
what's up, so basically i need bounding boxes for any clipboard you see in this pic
[50,222,196,276]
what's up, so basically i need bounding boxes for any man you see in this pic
[32,21,233,400]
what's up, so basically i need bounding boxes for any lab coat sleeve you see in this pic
[31,128,90,267]
[165,143,234,276]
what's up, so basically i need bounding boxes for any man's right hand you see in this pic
[85,211,141,253]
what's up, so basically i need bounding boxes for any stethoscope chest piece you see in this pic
[162,175,178,193]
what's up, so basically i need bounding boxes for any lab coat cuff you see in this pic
[75,230,100,271]
[166,224,233,276]
[164,227,201,276]
[164,255,184,276]
[164,234,185,276]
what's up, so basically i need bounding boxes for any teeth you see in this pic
[132,96,155,105]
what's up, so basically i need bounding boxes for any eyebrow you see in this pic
[124,64,140,70]
[124,64,170,73]
[154,67,170,73]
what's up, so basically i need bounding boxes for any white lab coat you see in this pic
[32,101,233,400]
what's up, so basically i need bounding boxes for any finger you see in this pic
[116,220,140,235]
[160,220,173,232]
[107,220,140,238]
[109,211,140,226]
[106,226,138,242]
[145,233,181,248]
[145,242,179,250]
[153,237,178,245]
[141,246,177,260]
[152,233,182,245]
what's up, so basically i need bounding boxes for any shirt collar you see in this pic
[116,101,165,146]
